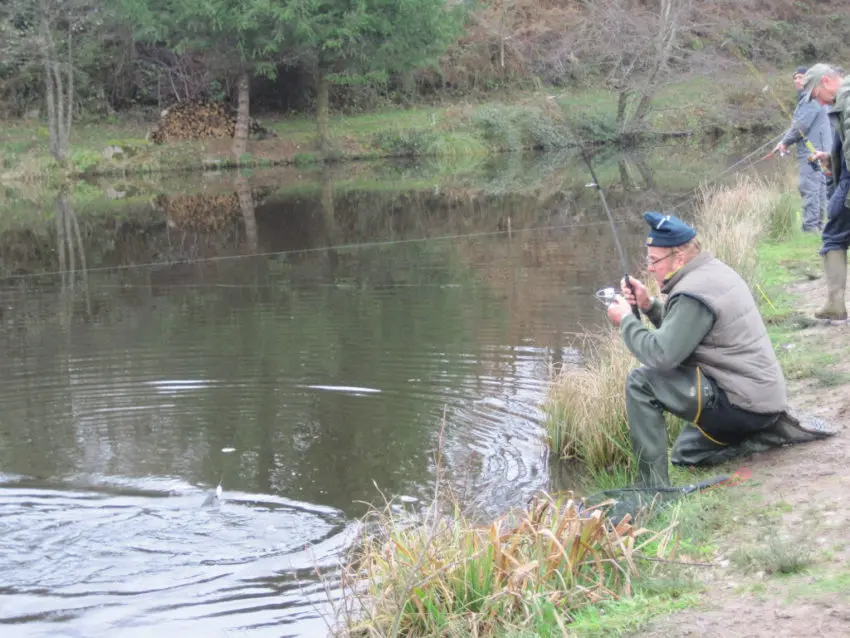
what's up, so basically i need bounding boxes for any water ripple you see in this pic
[0,477,354,636]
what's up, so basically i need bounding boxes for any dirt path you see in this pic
[634,276,850,638]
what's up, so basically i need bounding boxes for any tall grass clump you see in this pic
[338,489,677,638]
[545,327,638,475]
[695,174,797,286]
[765,190,798,241]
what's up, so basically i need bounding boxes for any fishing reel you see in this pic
[597,282,642,319]
[807,154,832,177]
[594,286,619,308]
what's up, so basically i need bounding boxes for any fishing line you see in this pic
[724,43,829,174]
[0,133,792,287]
[0,217,635,284]
[662,131,785,213]
[579,150,641,318]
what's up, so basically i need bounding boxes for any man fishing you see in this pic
[604,212,832,488]
[773,66,831,233]
[804,63,850,321]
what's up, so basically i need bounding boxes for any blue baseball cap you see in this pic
[643,212,697,247]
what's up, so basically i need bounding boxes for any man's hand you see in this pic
[812,150,831,166]
[773,143,788,156]
[607,296,633,327]
[621,276,652,311]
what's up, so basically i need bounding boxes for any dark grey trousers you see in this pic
[799,158,827,232]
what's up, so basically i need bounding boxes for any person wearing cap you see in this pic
[773,65,831,233]
[604,212,832,488]
[826,66,845,200]
[803,63,850,321]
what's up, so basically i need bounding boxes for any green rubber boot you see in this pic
[814,250,848,321]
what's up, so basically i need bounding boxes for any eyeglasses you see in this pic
[646,252,674,268]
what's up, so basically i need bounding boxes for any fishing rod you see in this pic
[725,43,830,176]
[578,149,641,320]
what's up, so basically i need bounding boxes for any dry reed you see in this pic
[337,491,676,637]
[695,174,796,286]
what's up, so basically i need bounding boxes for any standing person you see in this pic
[604,212,832,488]
[806,64,850,321]
[826,66,845,200]
[774,66,831,232]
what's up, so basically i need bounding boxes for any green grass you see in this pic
[731,534,814,575]
[565,590,698,637]
[785,569,850,600]
[270,106,442,142]
[756,231,822,314]
[754,230,848,386]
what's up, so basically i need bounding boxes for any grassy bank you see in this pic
[0,74,791,183]
[336,432,727,637]
[337,169,829,636]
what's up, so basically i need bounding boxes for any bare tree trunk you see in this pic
[232,71,250,158]
[65,29,73,142]
[39,2,73,162]
[235,175,257,252]
[632,0,683,126]
[316,66,330,152]
[499,1,506,74]
[43,59,59,158]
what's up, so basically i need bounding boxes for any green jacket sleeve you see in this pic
[620,295,714,370]
[643,297,665,328]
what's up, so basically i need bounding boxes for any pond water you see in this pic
[0,142,782,636]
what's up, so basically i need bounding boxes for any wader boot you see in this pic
[626,366,710,489]
[747,410,837,447]
[814,250,848,321]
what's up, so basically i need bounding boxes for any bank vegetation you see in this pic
[1,0,849,178]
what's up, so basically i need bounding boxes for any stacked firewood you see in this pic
[148,101,275,144]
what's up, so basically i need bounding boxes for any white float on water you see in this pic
[297,384,381,394]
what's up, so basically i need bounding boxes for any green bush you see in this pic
[471,103,577,152]
[70,149,102,173]
[372,128,438,156]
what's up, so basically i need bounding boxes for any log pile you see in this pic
[148,101,275,144]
